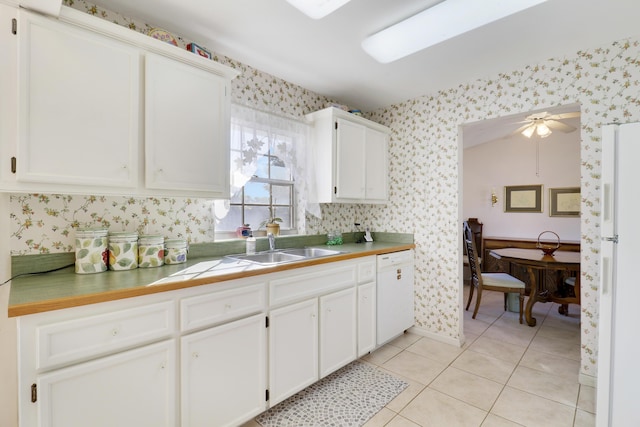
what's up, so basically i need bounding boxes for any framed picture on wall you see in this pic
[549,187,580,217]
[504,185,543,213]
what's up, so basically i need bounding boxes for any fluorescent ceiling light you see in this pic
[362,0,549,63]
[286,0,352,19]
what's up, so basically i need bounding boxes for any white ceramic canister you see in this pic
[74,228,109,274]
[108,231,139,271]
[164,238,188,264]
[138,235,165,268]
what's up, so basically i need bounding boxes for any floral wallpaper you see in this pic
[365,41,640,380]
[9,194,215,254]
[9,0,640,380]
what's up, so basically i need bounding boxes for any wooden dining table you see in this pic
[489,248,580,327]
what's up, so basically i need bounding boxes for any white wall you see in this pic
[463,127,581,241]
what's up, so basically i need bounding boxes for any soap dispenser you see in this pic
[246,233,256,255]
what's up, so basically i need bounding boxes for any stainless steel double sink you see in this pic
[225,247,344,265]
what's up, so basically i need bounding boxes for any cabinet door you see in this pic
[365,128,388,201]
[269,299,318,406]
[319,287,357,378]
[36,340,175,427]
[145,53,230,197]
[181,313,266,427]
[335,119,366,199]
[357,282,377,357]
[17,11,139,188]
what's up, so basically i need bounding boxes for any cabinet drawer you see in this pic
[358,260,376,284]
[36,301,175,370]
[270,264,357,307]
[180,283,266,332]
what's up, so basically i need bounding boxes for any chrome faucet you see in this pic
[268,233,275,251]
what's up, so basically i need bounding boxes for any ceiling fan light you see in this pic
[285,0,352,19]
[362,0,549,63]
[536,123,551,137]
[522,125,536,138]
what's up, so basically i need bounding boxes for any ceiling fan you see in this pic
[514,111,580,138]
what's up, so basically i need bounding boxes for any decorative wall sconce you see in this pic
[491,189,498,207]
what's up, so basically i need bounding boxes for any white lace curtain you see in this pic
[213,103,321,232]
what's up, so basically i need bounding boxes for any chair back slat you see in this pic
[463,221,483,288]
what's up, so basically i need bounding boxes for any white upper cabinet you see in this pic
[364,127,388,201]
[145,53,230,197]
[2,6,238,197]
[307,107,390,204]
[17,10,139,190]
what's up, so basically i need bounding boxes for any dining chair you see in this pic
[463,218,483,285]
[463,221,526,323]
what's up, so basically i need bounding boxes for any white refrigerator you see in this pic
[597,122,640,426]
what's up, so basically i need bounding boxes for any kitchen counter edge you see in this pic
[8,243,415,317]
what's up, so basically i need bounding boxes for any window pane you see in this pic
[244,181,270,204]
[254,154,270,179]
[217,205,243,231]
[273,207,291,229]
[270,156,290,180]
[245,205,270,231]
[230,187,243,204]
[272,185,291,205]
[273,139,293,180]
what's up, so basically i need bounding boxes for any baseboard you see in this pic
[579,372,596,387]
[408,326,463,347]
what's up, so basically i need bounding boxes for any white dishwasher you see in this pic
[376,250,415,345]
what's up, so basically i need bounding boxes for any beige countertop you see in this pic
[8,241,414,317]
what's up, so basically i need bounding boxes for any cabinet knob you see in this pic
[193,352,199,359]
[111,328,119,336]
[225,303,232,310]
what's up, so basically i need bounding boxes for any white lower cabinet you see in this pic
[269,298,319,406]
[181,313,267,427]
[36,340,176,427]
[17,256,387,426]
[268,259,366,406]
[319,287,357,377]
[357,282,377,357]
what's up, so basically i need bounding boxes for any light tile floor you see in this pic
[244,286,595,427]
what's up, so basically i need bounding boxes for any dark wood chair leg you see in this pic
[472,289,482,319]
[466,284,475,311]
[503,293,508,311]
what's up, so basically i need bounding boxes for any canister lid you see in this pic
[165,238,187,249]
[76,227,108,237]
[108,231,139,241]
[139,234,164,244]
